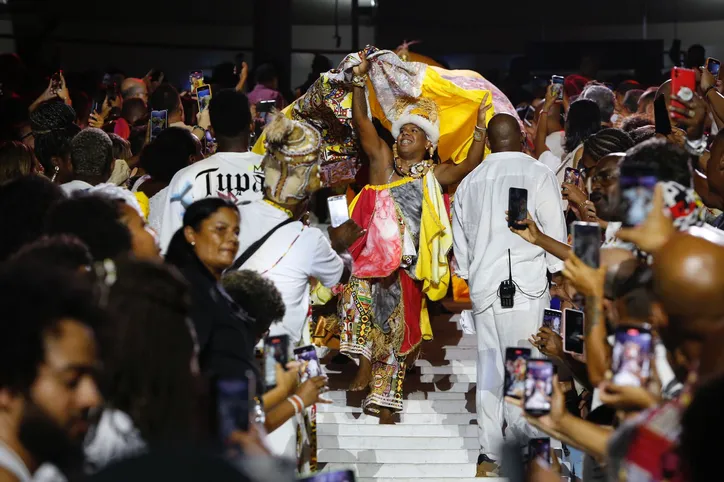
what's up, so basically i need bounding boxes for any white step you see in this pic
[415,359,476,368]
[419,373,476,384]
[419,365,477,376]
[406,391,469,400]
[318,399,473,414]
[358,479,504,482]
[444,346,477,361]
[318,411,476,425]
[324,462,477,478]
[317,423,477,438]
[318,448,478,464]
[318,435,479,450]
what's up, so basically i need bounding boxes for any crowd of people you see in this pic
[0,40,723,482]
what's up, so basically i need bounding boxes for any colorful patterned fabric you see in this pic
[253,46,518,186]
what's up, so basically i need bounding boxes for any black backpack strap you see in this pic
[230,218,296,271]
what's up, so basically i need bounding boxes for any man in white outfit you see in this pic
[452,113,567,476]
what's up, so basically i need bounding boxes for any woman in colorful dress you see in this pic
[340,52,493,424]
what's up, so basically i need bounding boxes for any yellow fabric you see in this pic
[420,297,431,342]
[310,282,334,306]
[368,67,494,164]
[133,192,150,220]
[415,170,453,303]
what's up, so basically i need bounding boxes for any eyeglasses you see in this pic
[590,170,620,185]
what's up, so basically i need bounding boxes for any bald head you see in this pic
[488,113,522,153]
[654,234,724,321]
[602,248,637,298]
[121,78,148,102]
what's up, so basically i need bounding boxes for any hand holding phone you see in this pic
[149,110,168,142]
[551,75,565,101]
[327,195,350,228]
[572,221,601,268]
[564,167,582,188]
[189,71,204,92]
[542,309,562,335]
[216,373,255,440]
[563,309,585,355]
[528,438,551,465]
[524,359,554,416]
[263,335,290,389]
[508,187,528,230]
[670,67,696,120]
[504,347,531,399]
[611,325,652,387]
[706,57,721,78]
[196,84,212,113]
[618,165,658,227]
[294,344,324,383]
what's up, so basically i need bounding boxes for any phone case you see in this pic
[671,67,696,120]
[563,309,585,355]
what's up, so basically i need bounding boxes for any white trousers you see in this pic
[474,293,550,461]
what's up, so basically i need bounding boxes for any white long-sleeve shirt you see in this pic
[452,151,567,312]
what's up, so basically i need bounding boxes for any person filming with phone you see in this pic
[452,112,567,475]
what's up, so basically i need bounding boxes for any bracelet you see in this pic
[685,136,707,156]
[287,395,303,415]
[704,85,717,98]
[351,74,368,88]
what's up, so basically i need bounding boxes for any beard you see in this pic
[18,399,85,475]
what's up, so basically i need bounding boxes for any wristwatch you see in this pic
[685,136,707,156]
[351,75,368,88]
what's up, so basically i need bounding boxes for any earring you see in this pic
[428,146,435,160]
[191,241,196,246]
[392,143,399,159]
[50,165,59,183]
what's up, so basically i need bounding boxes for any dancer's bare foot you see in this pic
[378,408,396,425]
[349,356,372,391]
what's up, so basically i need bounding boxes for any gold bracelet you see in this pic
[352,74,368,88]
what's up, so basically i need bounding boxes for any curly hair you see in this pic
[622,138,691,186]
[95,258,196,447]
[620,115,654,133]
[70,127,113,177]
[222,270,285,338]
[11,234,92,271]
[30,101,81,171]
[630,125,656,145]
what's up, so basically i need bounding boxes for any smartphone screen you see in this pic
[327,195,350,228]
[564,167,581,187]
[671,67,696,120]
[563,309,585,355]
[542,309,562,335]
[508,187,528,229]
[654,95,672,136]
[551,75,565,100]
[504,347,531,399]
[149,110,168,142]
[263,334,289,389]
[189,71,204,92]
[298,470,357,482]
[619,165,658,227]
[572,222,601,268]
[528,437,551,464]
[294,344,324,383]
[51,72,61,95]
[611,326,653,387]
[523,105,535,127]
[196,85,212,112]
[524,359,554,416]
[707,57,721,77]
[216,375,255,439]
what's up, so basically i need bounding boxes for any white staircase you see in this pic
[318,310,506,482]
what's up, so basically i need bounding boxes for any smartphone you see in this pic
[542,309,562,335]
[257,99,276,114]
[189,71,204,92]
[706,57,721,78]
[234,53,246,77]
[572,221,601,268]
[263,334,290,389]
[523,105,536,127]
[216,373,255,440]
[294,344,324,383]
[671,67,696,120]
[528,437,551,464]
[654,95,672,136]
[149,110,168,142]
[618,165,658,227]
[50,72,61,95]
[196,84,212,112]
[524,359,554,416]
[563,309,585,355]
[504,347,531,399]
[551,75,565,100]
[564,167,581,188]
[327,194,350,228]
[508,187,528,229]
[611,325,653,388]
[298,470,356,482]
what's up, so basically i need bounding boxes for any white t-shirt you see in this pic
[0,441,31,482]
[60,180,93,195]
[237,200,345,343]
[546,131,565,159]
[158,151,265,252]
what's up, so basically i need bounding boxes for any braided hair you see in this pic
[582,128,634,165]
[29,101,80,171]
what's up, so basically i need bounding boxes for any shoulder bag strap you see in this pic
[230,218,296,271]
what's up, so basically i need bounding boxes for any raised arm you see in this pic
[351,53,389,171]
[535,85,559,158]
[434,92,492,186]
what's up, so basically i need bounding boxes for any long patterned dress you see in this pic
[339,170,451,413]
